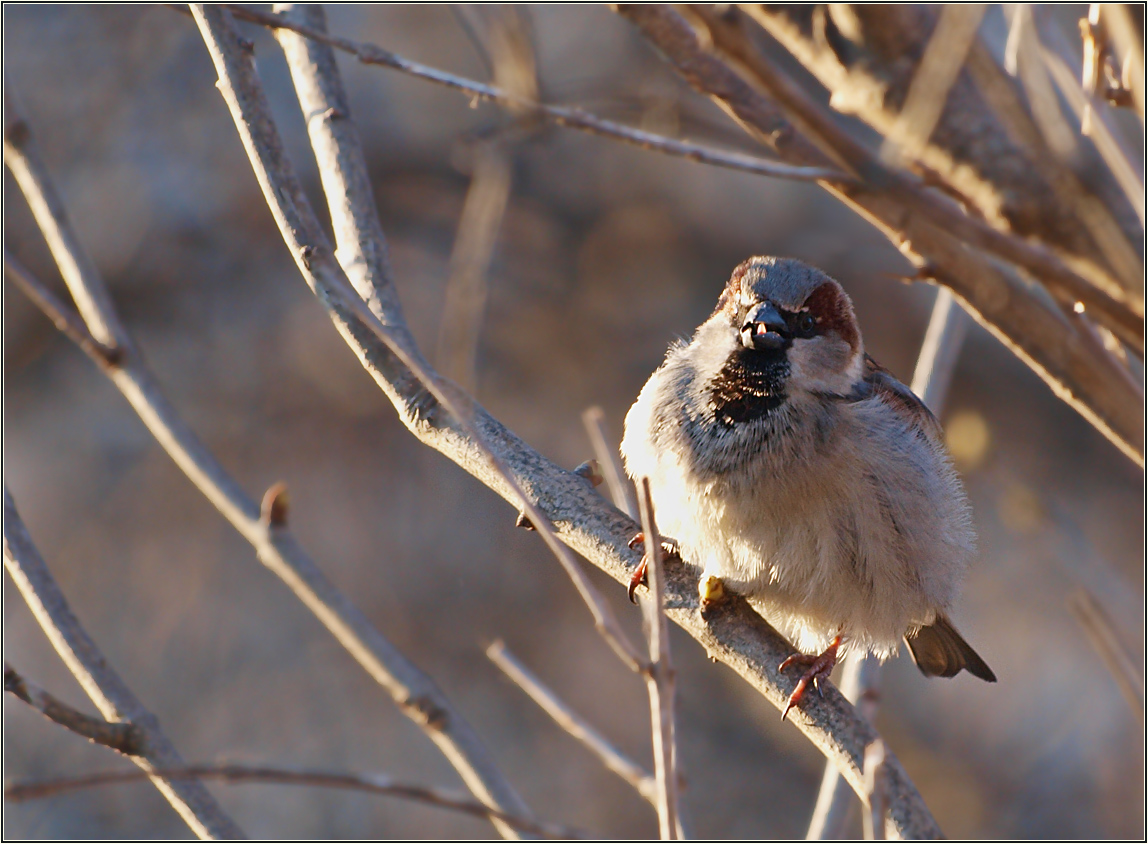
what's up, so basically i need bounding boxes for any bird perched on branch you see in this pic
[621,256,995,720]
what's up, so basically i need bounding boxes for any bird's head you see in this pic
[711,256,864,401]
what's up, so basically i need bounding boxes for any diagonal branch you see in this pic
[616,4,1143,468]
[3,99,533,839]
[3,489,245,840]
[4,764,581,839]
[190,4,942,839]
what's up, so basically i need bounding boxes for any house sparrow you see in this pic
[621,256,995,719]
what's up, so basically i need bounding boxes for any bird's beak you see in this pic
[742,301,788,350]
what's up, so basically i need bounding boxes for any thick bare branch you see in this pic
[3,490,244,840]
[3,764,579,839]
[3,96,532,839]
[5,663,141,755]
[190,4,943,838]
[616,4,1143,467]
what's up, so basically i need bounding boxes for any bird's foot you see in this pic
[626,532,681,603]
[778,635,842,721]
[698,574,726,617]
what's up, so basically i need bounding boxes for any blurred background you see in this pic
[4,5,1143,839]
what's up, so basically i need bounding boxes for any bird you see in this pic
[620,256,995,719]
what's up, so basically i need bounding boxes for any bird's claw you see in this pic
[626,532,681,603]
[778,635,842,721]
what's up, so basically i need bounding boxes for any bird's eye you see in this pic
[796,312,817,336]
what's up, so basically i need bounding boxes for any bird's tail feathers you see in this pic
[904,614,996,682]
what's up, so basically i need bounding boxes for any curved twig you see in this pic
[3,764,581,839]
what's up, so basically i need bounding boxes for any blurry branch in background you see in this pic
[806,654,885,839]
[636,478,682,840]
[211,3,847,184]
[486,641,659,807]
[1033,11,1146,230]
[201,4,940,838]
[582,407,638,519]
[2,490,245,840]
[4,663,141,755]
[1067,588,1145,724]
[2,99,533,840]
[436,5,533,392]
[807,283,970,840]
[3,765,581,839]
[436,141,511,392]
[615,4,1143,469]
[910,288,970,413]
[1078,5,1145,134]
[861,741,890,841]
[879,4,988,165]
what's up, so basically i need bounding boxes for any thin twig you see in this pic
[1067,588,1145,723]
[486,640,657,805]
[582,407,637,518]
[637,478,681,840]
[192,5,948,839]
[3,764,581,839]
[5,663,141,755]
[4,92,532,839]
[3,251,121,367]
[2,489,245,840]
[191,3,847,185]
